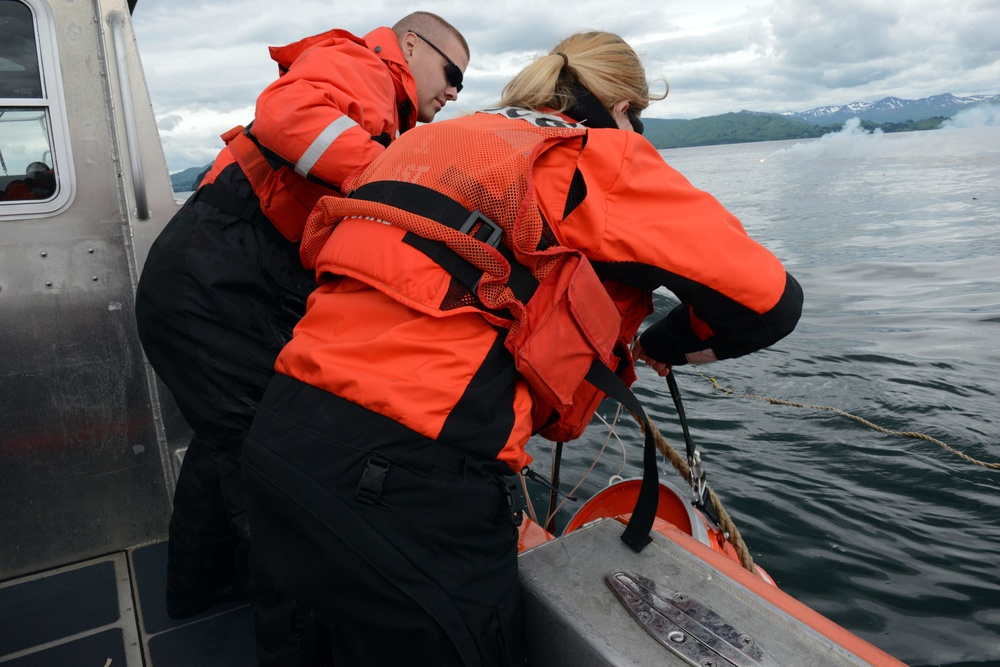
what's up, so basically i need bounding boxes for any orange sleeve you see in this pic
[252,36,403,191]
[535,131,802,365]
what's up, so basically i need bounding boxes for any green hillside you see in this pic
[643,112,947,150]
[643,112,830,148]
[169,164,211,192]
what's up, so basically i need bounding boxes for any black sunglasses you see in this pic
[411,31,464,93]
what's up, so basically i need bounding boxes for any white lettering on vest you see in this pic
[479,107,583,130]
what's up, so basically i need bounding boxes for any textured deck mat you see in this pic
[2,628,127,667]
[0,559,119,656]
[147,606,255,666]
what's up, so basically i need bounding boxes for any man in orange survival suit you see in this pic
[133,11,468,664]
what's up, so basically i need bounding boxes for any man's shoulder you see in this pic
[271,27,382,69]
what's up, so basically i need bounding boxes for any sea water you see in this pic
[522,113,1000,667]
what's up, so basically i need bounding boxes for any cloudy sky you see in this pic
[130,0,1000,173]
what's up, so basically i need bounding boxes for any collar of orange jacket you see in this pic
[267,26,417,130]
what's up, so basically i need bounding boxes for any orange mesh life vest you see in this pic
[305,108,640,441]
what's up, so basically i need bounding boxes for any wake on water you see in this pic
[759,104,1000,162]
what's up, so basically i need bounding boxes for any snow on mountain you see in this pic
[778,93,998,125]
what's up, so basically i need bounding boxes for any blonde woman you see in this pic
[243,31,802,666]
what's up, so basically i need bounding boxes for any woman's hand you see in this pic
[631,337,672,377]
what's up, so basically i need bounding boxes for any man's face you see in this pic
[404,31,468,123]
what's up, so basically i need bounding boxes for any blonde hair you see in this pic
[499,32,667,115]
[392,11,470,60]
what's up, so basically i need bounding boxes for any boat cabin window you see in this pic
[0,110,56,201]
[0,0,73,214]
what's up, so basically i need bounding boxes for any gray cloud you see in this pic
[156,114,183,131]
[131,0,999,171]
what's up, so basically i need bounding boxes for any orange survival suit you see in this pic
[134,25,422,659]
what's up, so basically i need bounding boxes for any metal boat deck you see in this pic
[0,541,253,666]
[1,518,906,666]
[519,518,898,667]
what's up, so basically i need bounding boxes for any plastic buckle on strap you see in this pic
[494,477,524,527]
[356,456,391,506]
[459,210,503,248]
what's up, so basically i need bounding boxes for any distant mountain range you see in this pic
[775,92,1000,125]
[641,92,998,150]
[170,92,998,189]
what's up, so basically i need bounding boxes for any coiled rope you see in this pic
[694,369,1000,471]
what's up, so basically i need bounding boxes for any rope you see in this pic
[542,405,627,528]
[519,473,539,525]
[695,370,1000,471]
[629,411,758,574]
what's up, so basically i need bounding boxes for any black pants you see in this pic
[243,374,526,667]
[135,164,319,664]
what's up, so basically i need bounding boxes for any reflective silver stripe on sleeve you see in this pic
[294,115,358,177]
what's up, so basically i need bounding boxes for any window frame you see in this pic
[0,0,75,218]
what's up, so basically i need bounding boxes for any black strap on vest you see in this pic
[350,181,539,301]
[349,180,659,552]
[585,360,657,551]
[241,121,339,192]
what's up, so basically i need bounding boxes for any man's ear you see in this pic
[400,32,418,61]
